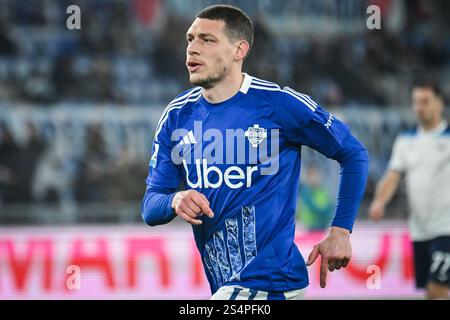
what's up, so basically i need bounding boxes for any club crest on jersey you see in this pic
[245,124,267,148]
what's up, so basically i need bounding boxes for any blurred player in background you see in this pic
[370,82,450,299]
[142,4,369,300]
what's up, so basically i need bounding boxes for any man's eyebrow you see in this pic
[198,33,217,39]
[186,32,217,39]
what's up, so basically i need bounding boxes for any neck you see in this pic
[421,118,442,131]
[202,71,244,103]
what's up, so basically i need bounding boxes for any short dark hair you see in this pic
[413,80,442,98]
[196,5,254,52]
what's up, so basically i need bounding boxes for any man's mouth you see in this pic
[187,61,203,73]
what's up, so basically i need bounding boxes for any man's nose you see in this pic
[187,40,200,55]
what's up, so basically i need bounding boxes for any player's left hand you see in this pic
[306,226,351,288]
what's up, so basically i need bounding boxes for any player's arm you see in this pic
[142,186,213,226]
[304,126,369,288]
[308,130,369,288]
[276,88,369,287]
[277,88,369,232]
[141,125,181,226]
[141,109,213,226]
[369,136,405,220]
[369,170,401,220]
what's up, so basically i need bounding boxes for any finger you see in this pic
[198,192,210,206]
[320,256,329,288]
[186,200,202,216]
[369,207,380,219]
[372,212,381,221]
[193,195,214,218]
[334,260,343,270]
[342,257,350,268]
[306,246,319,266]
[193,192,210,207]
[328,258,336,272]
[178,211,202,225]
[180,204,198,219]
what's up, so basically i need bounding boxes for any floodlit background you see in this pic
[0,0,449,299]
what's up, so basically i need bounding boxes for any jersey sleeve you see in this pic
[388,136,407,173]
[276,87,350,158]
[141,111,183,226]
[145,117,182,191]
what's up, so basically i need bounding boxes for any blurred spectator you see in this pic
[76,122,109,201]
[18,122,47,202]
[422,33,448,69]
[0,122,46,203]
[84,56,116,103]
[0,18,18,56]
[245,15,280,83]
[103,144,147,202]
[12,0,47,26]
[151,14,189,82]
[0,122,20,203]
[52,53,77,101]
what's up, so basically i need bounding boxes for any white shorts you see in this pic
[210,285,307,300]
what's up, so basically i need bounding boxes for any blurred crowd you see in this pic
[0,0,448,107]
[0,116,148,208]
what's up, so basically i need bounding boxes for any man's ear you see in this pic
[234,41,250,61]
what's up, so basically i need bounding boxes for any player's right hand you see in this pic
[171,190,214,225]
[369,201,385,220]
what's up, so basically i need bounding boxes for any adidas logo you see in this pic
[179,130,197,145]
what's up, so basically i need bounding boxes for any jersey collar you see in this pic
[239,73,253,94]
[418,120,448,136]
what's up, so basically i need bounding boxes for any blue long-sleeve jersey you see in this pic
[142,74,369,294]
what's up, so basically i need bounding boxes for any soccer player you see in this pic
[142,5,369,300]
[370,82,449,299]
